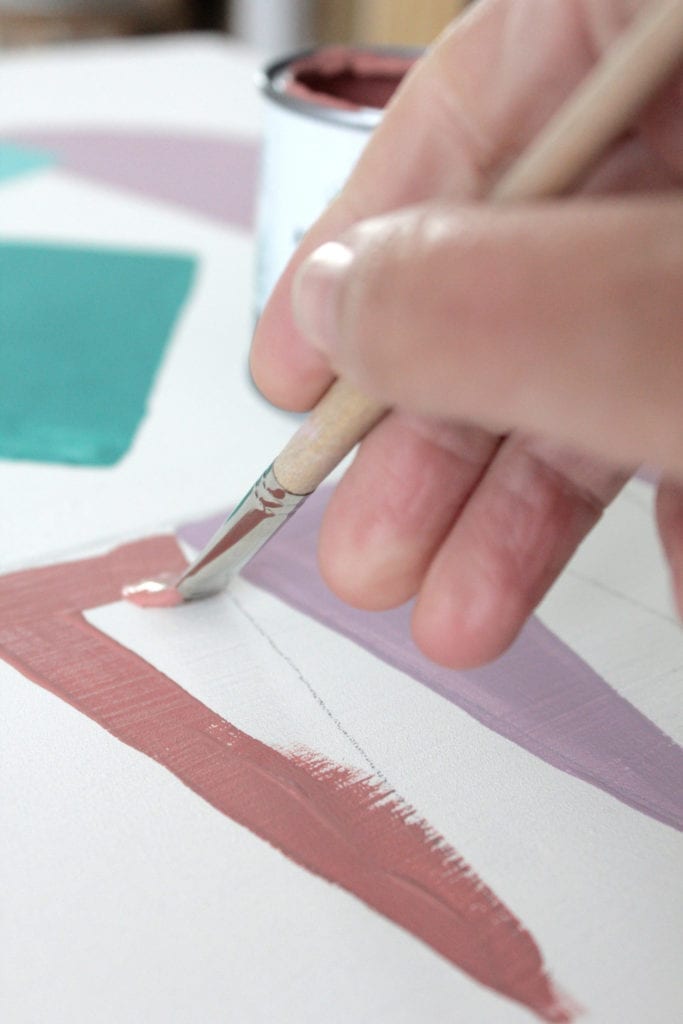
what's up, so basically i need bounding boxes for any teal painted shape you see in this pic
[0,142,55,183]
[0,242,196,466]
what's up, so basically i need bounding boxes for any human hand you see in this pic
[250,0,683,668]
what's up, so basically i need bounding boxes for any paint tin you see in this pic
[255,46,417,316]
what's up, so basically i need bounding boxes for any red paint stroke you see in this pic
[0,537,577,1022]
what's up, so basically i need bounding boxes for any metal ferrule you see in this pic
[177,465,306,600]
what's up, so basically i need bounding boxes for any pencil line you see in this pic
[228,591,386,782]
[566,567,678,624]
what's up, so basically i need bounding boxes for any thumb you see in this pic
[292,198,683,478]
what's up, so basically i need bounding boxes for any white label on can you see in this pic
[255,99,374,317]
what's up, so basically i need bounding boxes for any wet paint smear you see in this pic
[122,572,183,608]
[0,241,195,466]
[0,537,575,1022]
[180,487,683,833]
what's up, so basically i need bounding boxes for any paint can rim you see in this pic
[258,45,420,130]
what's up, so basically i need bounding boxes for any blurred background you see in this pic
[0,1,470,51]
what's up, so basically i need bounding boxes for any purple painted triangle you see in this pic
[4,129,259,229]
[180,487,683,832]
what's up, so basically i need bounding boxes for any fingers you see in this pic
[314,414,627,668]
[251,0,682,415]
[250,196,356,411]
[318,413,499,609]
[412,435,627,668]
[251,0,683,414]
[656,479,683,618]
[247,0,682,669]
[250,0,600,410]
[293,197,683,477]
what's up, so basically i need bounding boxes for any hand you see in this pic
[250,0,683,668]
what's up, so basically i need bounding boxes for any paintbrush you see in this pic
[126,0,683,606]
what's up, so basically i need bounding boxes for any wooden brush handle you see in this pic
[273,0,683,497]
[273,379,385,494]
[493,0,683,202]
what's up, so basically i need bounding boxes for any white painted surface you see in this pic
[1,36,681,1024]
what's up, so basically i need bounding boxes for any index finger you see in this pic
[249,0,628,410]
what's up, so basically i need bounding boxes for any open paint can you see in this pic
[255,46,417,316]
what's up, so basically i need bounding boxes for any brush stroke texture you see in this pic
[180,488,683,832]
[0,537,574,1022]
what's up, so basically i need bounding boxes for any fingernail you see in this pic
[293,240,354,355]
